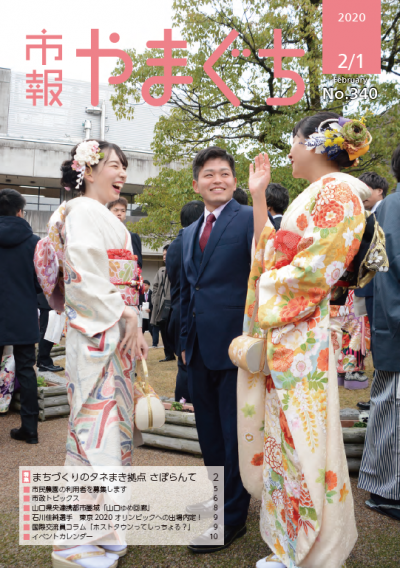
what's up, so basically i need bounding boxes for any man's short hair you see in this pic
[0,188,26,216]
[391,145,400,183]
[358,172,389,198]
[265,183,290,215]
[143,279,150,285]
[233,187,248,206]
[106,197,128,210]
[180,201,205,227]
[163,244,170,251]
[192,146,236,181]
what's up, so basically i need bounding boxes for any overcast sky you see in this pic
[0,0,175,84]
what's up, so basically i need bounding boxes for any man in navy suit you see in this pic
[166,201,204,403]
[180,147,274,553]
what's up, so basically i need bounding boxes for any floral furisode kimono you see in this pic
[0,348,15,414]
[35,197,142,467]
[237,173,370,568]
[337,289,370,389]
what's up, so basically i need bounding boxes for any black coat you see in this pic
[130,232,142,269]
[37,292,51,311]
[165,229,184,355]
[0,216,42,345]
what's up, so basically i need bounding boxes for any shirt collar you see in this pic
[370,200,382,214]
[204,199,233,221]
[273,214,283,219]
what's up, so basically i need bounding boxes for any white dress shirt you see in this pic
[370,200,382,214]
[199,199,233,239]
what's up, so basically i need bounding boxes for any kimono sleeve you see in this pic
[243,219,276,335]
[64,204,125,338]
[258,179,366,329]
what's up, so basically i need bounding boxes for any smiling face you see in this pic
[84,149,127,205]
[193,158,236,211]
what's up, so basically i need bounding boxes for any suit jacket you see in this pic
[273,215,283,230]
[139,289,153,319]
[180,199,254,370]
[130,232,142,269]
[166,229,184,354]
[371,184,400,371]
[150,267,171,326]
[354,208,380,299]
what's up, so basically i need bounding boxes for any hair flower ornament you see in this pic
[304,116,372,166]
[71,141,105,189]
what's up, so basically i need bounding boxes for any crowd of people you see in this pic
[0,110,399,568]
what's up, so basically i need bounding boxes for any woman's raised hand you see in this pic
[249,153,271,200]
[249,153,270,245]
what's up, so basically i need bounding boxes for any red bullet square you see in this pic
[24,505,30,511]
[24,487,30,493]
[23,534,30,541]
[24,515,30,521]
[23,496,30,502]
[22,470,30,483]
[23,524,30,531]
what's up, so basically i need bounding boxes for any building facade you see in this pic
[0,68,175,283]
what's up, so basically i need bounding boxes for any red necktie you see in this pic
[199,213,216,252]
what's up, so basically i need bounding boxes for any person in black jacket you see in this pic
[166,201,205,402]
[107,197,143,268]
[139,280,154,338]
[37,292,64,373]
[265,182,289,230]
[0,189,42,443]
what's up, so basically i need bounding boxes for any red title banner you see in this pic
[322,0,381,74]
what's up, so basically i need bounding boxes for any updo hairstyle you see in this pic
[292,112,356,169]
[60,140,128,193]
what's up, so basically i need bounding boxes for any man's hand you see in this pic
[182,351,186,366]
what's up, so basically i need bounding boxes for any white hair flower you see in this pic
[71,141,104,189]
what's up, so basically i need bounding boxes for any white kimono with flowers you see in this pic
[44,197,141,466]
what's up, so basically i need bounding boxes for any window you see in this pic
[39,187,61,211]
[16,186,39,210]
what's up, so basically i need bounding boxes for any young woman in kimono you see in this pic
[38,140,148,568]
[239,112,372,568]
[337,289,371,390]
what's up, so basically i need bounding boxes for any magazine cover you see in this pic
[0,1,399,567]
